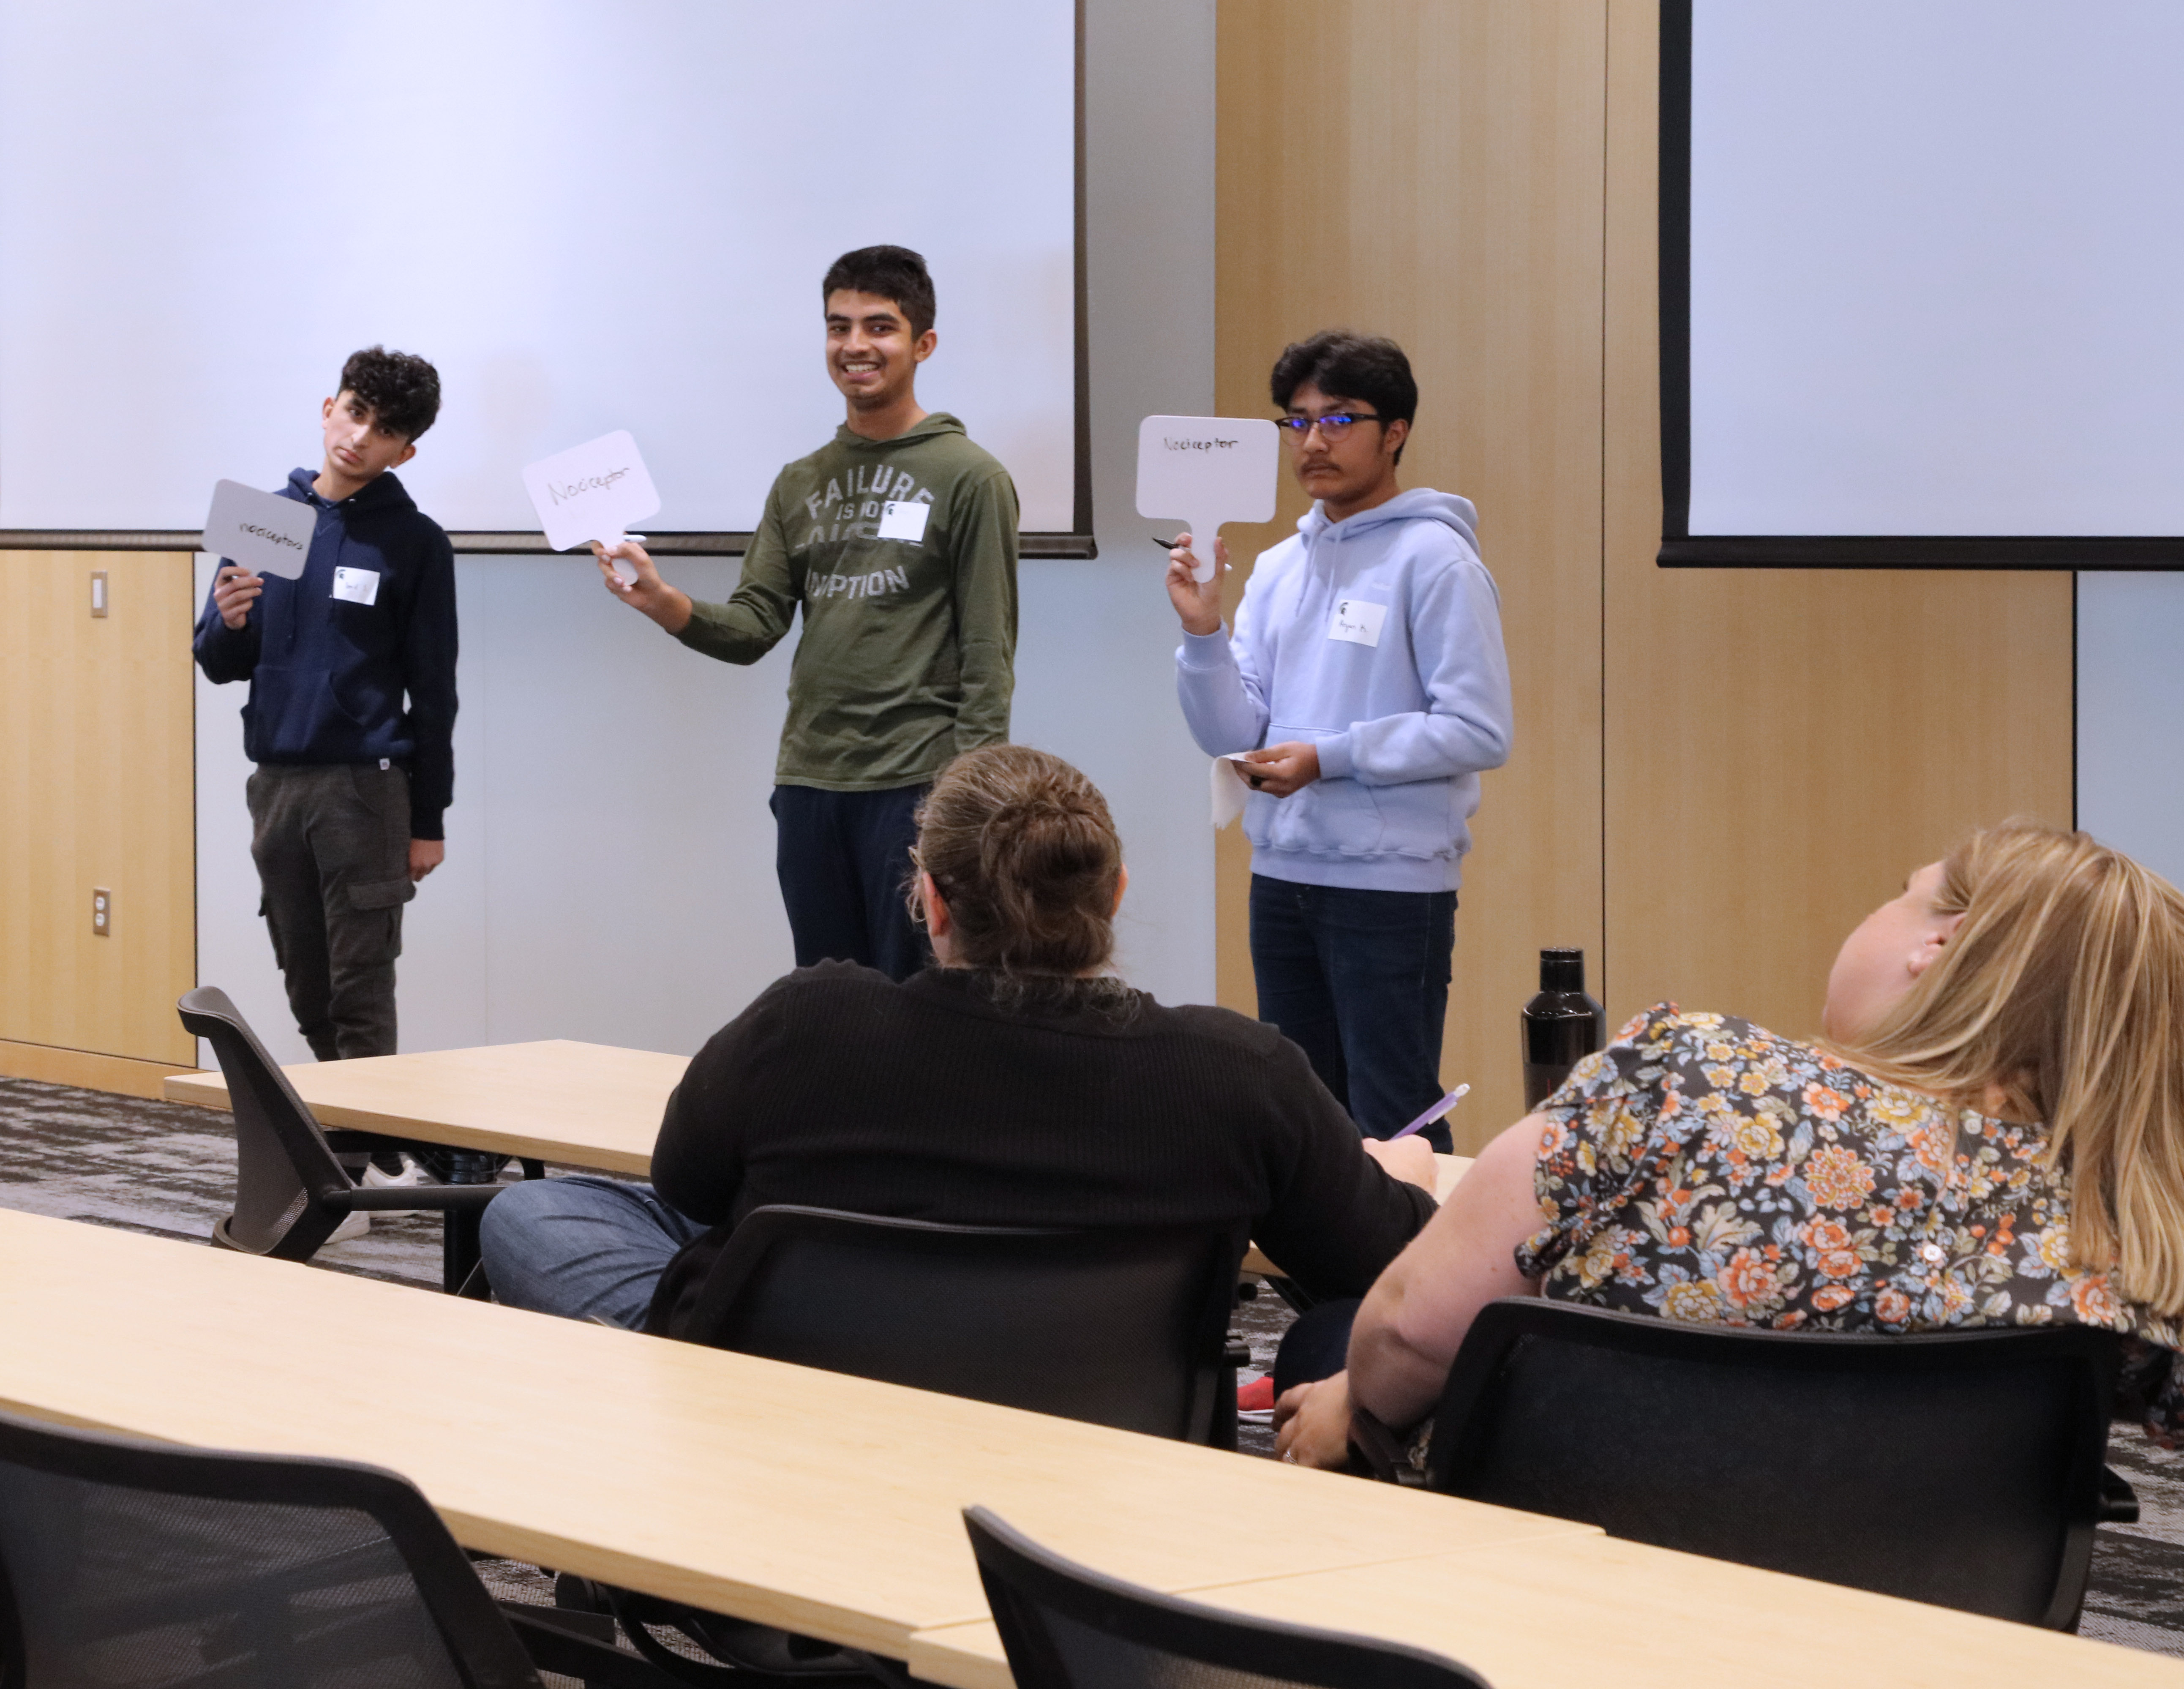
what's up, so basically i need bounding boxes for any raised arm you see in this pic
[192,563,263,683]
[597,486,801,665]
[1172,536,1276,756]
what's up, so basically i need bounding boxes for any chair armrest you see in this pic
[337,1184,506,1214]
[500,1604,686,1689]
[2099,1464,2141,1525]
[1348,1404,1427,1486]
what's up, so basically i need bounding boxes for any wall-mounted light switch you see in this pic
[90,571,108,618]
[92,888,112,936]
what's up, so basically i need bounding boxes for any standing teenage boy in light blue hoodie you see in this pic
[1167,332,1511,1154]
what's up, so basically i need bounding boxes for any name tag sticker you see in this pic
[878,499,930,543]
[1329,598,1388,647]
[331,567,380,606]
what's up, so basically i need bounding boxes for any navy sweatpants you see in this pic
[770,783,929,981]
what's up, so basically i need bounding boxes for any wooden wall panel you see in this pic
[0,552,196,1067]
[0,1039,192,1100]
[1598,1,2073,1045]
[1213,0,2074,1142]
[1215,0,1609,1146]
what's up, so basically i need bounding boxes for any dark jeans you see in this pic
[1273,1297,1362,1397]
[247,764,415,1060]
[771,782,929,982]
[1249,875,1458,1151]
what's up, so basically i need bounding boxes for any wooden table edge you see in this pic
[902,1513,1606,1650]
[159,1069,654,1176]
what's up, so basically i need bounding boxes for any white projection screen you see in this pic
[0,0,1086,552]
[1663,0,2184,567]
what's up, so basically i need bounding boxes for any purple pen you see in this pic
[1390,1084,1470,1140]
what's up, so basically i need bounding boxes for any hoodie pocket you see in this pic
[248,668,371,761]
[1253,776,1385,854]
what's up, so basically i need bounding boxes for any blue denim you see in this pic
[1248,875,1458,1151]
[479,1175,706,1329]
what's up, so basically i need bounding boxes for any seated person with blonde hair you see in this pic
[483,744,1439,1333]
[1275,822,2184,1465]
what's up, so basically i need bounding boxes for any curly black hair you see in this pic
[822,245,936,340]
[1269,331,1417,464]
[338,346,442,442]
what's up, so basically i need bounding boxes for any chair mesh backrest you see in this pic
[0,1411,538,1689]
[964,1507,1491,1689]
[1427,1300,2115,1627]
[682,1207,1243,1441]
[178,986,350,1255]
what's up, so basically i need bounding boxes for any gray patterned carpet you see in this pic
[2,1075,2181,1661]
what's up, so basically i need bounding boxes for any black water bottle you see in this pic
[1521,947,1605,1110]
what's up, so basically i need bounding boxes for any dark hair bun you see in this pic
[916,748,1121,977]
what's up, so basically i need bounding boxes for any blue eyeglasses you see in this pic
[1276,412,1384,441]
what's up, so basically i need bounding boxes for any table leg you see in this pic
[440,1150,502,1296]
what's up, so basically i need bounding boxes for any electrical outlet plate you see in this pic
[90,570,108,617]
[92,887,111,936]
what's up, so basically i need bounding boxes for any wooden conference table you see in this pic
[164,1039,680,1178]
[0,1209,2166,1689]
[162,1039,1472,1274]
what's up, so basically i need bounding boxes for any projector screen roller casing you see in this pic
[0,0,1081,542]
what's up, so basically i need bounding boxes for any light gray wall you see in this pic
[2078,573,2184,888]
[195,0,1219,1066]
[1025,0,1217,998]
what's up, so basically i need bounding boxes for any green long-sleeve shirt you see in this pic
[677,413,1019,791]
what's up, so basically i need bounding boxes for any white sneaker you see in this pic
[360,1157,429,1217]
[326,1209,370,1244]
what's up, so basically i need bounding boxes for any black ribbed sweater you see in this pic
[647,961,1436,1323]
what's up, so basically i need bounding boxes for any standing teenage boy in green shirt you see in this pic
[597,246,1018,979]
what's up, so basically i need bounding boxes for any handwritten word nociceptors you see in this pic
[547,467,633,505]
[239,524,305,550]
[1163,437,1241,453]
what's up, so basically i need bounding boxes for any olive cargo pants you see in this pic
[246,763,415,1060]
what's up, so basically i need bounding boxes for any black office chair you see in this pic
[963,1505,1494,1689]
[177,986,521,1296]
[0,1405,544,1688]
[662,1205,1249,1443]
[567,1206,1249,1686]
[1363,1297,2131,1630]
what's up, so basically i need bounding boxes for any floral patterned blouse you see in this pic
[1518,1004,2184,1443]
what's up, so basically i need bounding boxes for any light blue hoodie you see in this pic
[1175,488,1512,892]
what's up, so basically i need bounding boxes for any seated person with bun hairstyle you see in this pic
[1273,823,2184,1467]
[481,743,1441,1335]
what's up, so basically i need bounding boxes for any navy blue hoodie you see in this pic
[193,468,458,838]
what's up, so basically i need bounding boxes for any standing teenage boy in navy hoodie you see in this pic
[593,246,1018,981]
[1167,333,1511,1154]
[194,347,456,1065]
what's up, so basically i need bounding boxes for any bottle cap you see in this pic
[1539,947,1586,992]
